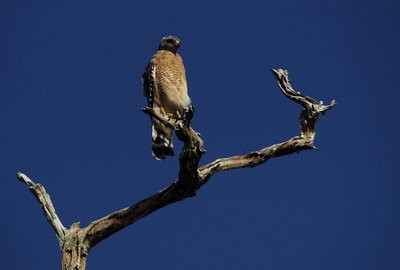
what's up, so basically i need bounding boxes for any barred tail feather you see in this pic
[151,121,174,160]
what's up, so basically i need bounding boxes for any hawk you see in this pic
[142,36,192,160]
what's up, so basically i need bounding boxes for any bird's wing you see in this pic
[142,63,156,108]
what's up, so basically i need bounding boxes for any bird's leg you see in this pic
[160,106,193,125]
[160,107,167,116]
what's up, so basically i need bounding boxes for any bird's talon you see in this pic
[160,107,167,116]
[181,105,195,126]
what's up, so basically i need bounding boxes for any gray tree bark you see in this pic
[17,69,335,270]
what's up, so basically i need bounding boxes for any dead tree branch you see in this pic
[17,172,66,247]
[17,69,335,270]
[198,69,336,180]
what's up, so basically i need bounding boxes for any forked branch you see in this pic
[198,69,336,180]
[17,69,335,270]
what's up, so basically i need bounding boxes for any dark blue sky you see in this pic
[1,0,399,269]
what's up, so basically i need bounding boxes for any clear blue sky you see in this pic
[1,0,399,269]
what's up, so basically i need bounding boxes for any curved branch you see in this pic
[82,110,206,248]
[16,69,335,269]
[79,69,335,248]
[17,172,66,247]
[198,69,336,180]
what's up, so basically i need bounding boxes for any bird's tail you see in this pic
[151,119,174,160]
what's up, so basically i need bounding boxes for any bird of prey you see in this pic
[142,36,192,160]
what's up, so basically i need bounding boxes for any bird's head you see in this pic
[158,36,181,54]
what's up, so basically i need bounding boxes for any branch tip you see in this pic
[16,171,24,180]
[318,99,336,114]
[141,107,150,113]
[271,68,288,78]
[16,172,35,187]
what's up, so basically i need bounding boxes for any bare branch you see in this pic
[17,69,335,269]
[272,69,336,139]
[198,69,336,180]
[272,69,336,112]
[79,69,335,248]
[82,109,206,248]
[198,138,311,179]
[17,172,66,247]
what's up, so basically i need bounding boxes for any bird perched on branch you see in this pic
[142,36,193,160]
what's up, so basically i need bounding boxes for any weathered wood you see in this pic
[198,69,336,181]
[17,172,66,247]
[17,69,335,270]
[61,223,89,270]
